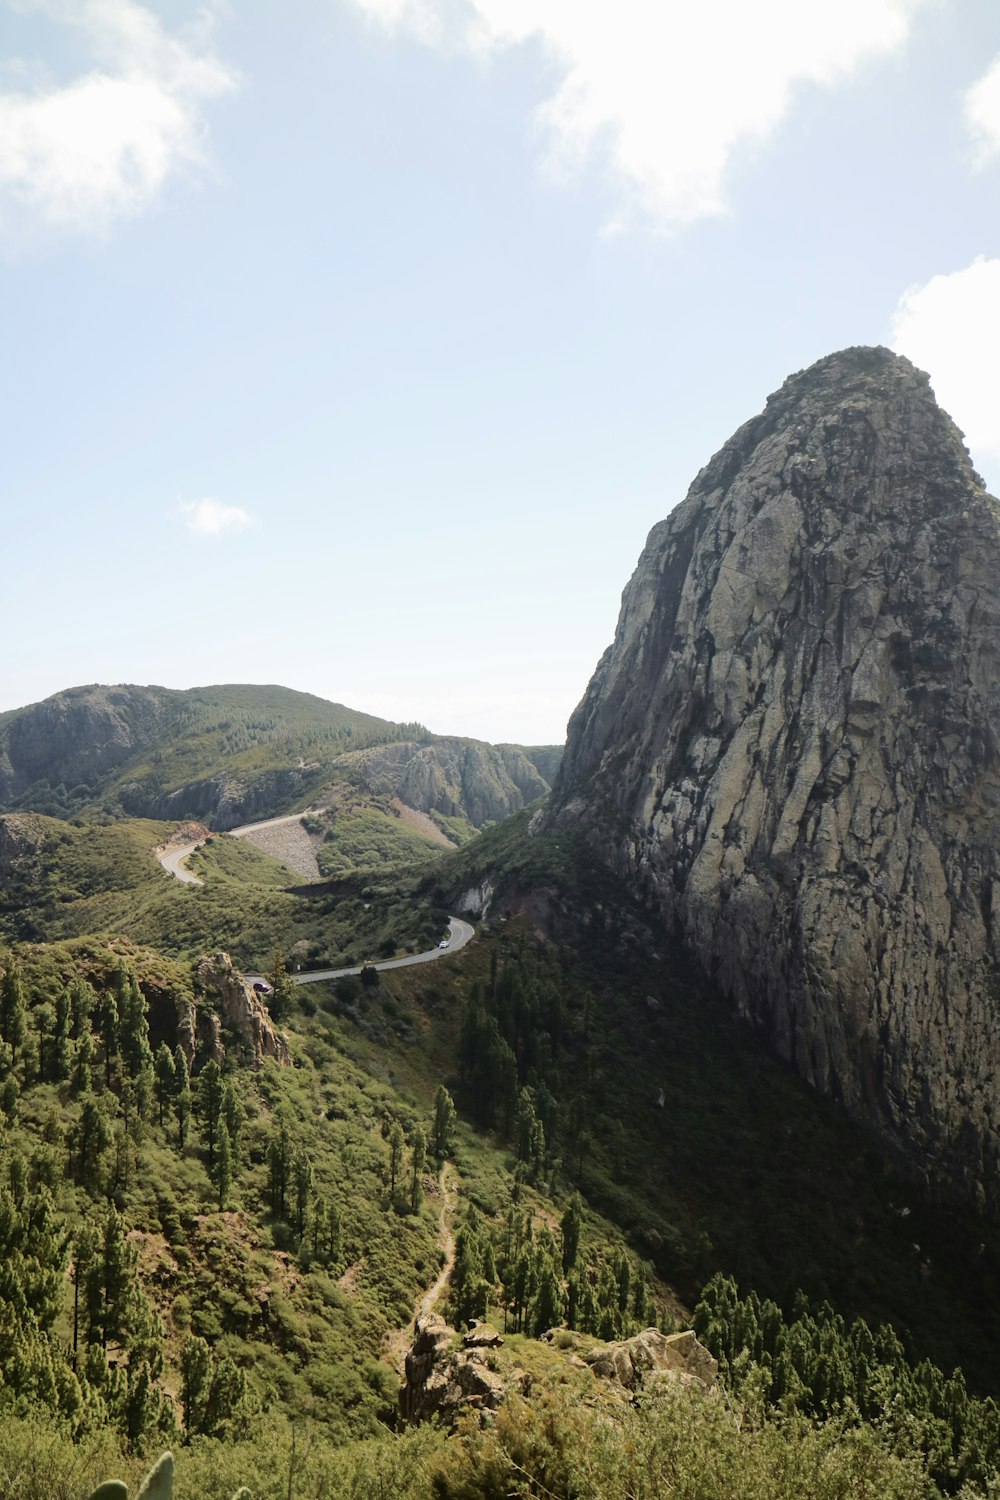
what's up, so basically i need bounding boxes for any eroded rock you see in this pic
[584,1329,718,1390]
[194,952,290,1067]
[399,1314,509,1425]
[547,346,1000,1207]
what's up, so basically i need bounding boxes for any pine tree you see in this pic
[119,978,152,1078]
[311,1195,327,1259]
[68,977,94,1039]
[216,1120,233,1210]
[52,987,72,1081]
[72,1223,99,1367]
[0,960,27,1069]
[267,952,296,1021]
[95,1205,138,1350]
[531,1252,564,1336]
[388,1120,404,1199]
[410,1124,426,1213]
[180,1334,212,1436]
[153,1044,176,1126]
[561,1192,582,1274]
[291,1150,312,1236]
[223,1079,245,1168]
[432,1084,455,1160]
[72,1029,95,1096]
[73,1094,113,1191]
[97,986,119,1089]
[196,1058,224,1170]
[268,1121,293,1219]
[174,1046,191,1148]
[0,1073,19,1122]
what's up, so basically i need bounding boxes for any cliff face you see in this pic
[547,347,1000,1204]
[335,738,550,827]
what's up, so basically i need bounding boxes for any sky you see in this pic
[4,0,1000,746]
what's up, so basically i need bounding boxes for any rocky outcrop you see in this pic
[582,1328,718,1390]
[120,767,317,830]
[334,739,550,827]
[399,1314,513,1425]
[547,347,1000,1206]
[0,814,45,882]
[194,953,290,1066]
[399,1317,716,1426]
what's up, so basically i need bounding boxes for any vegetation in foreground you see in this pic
[2,805,1000,1496]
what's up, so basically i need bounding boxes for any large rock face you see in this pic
[547,347,1000,1205]
[335,738,550,827]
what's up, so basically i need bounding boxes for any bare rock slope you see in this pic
[546,347,1000,1205]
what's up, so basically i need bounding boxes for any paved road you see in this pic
[155,811,474,980]
[246,916,475,988]
[228,807,325,838]
[156,807,326,885]
[156,841,203,885]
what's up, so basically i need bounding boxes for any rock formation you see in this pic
[580,1327,717,1390]
[194,952,290,1066]
[0,684,166,803]
[398,1315,715,1425]
[546,347,1000,1206]
[399,1314,513,1425]
[334,738,550,827]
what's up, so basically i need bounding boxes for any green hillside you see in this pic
[0,812,445,969]
[2,909,1000,1498]
[0,682,422,823]
[3,762,1000,1497]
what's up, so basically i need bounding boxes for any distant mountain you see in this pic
[0,681,561,835]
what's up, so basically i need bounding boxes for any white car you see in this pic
[437,938,450,949]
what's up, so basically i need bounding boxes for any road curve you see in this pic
[156,841,202,885]
[156,807,325,885]
[156,810,475,979]
[247,917,475,988]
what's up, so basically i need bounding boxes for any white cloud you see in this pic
[891,256,1000,465]
[0,0,238,239]
[351,0,923,231]
[177,498,254,538]
[965,54,1000,165]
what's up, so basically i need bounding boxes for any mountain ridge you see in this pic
[0,681,561,834]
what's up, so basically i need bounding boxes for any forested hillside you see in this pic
[3,888,1000,1497]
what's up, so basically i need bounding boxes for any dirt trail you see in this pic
[383,1163,458,1377]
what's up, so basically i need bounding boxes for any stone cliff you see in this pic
[546,347,1000,1206]
[333,738,550,827]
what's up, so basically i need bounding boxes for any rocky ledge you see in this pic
[399,1314,716,1426]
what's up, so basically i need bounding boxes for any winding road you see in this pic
[283,916,474,987]
[155,812,474,981]
[156,841,203,886]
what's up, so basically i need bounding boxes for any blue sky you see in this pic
[4,0,1000,745]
